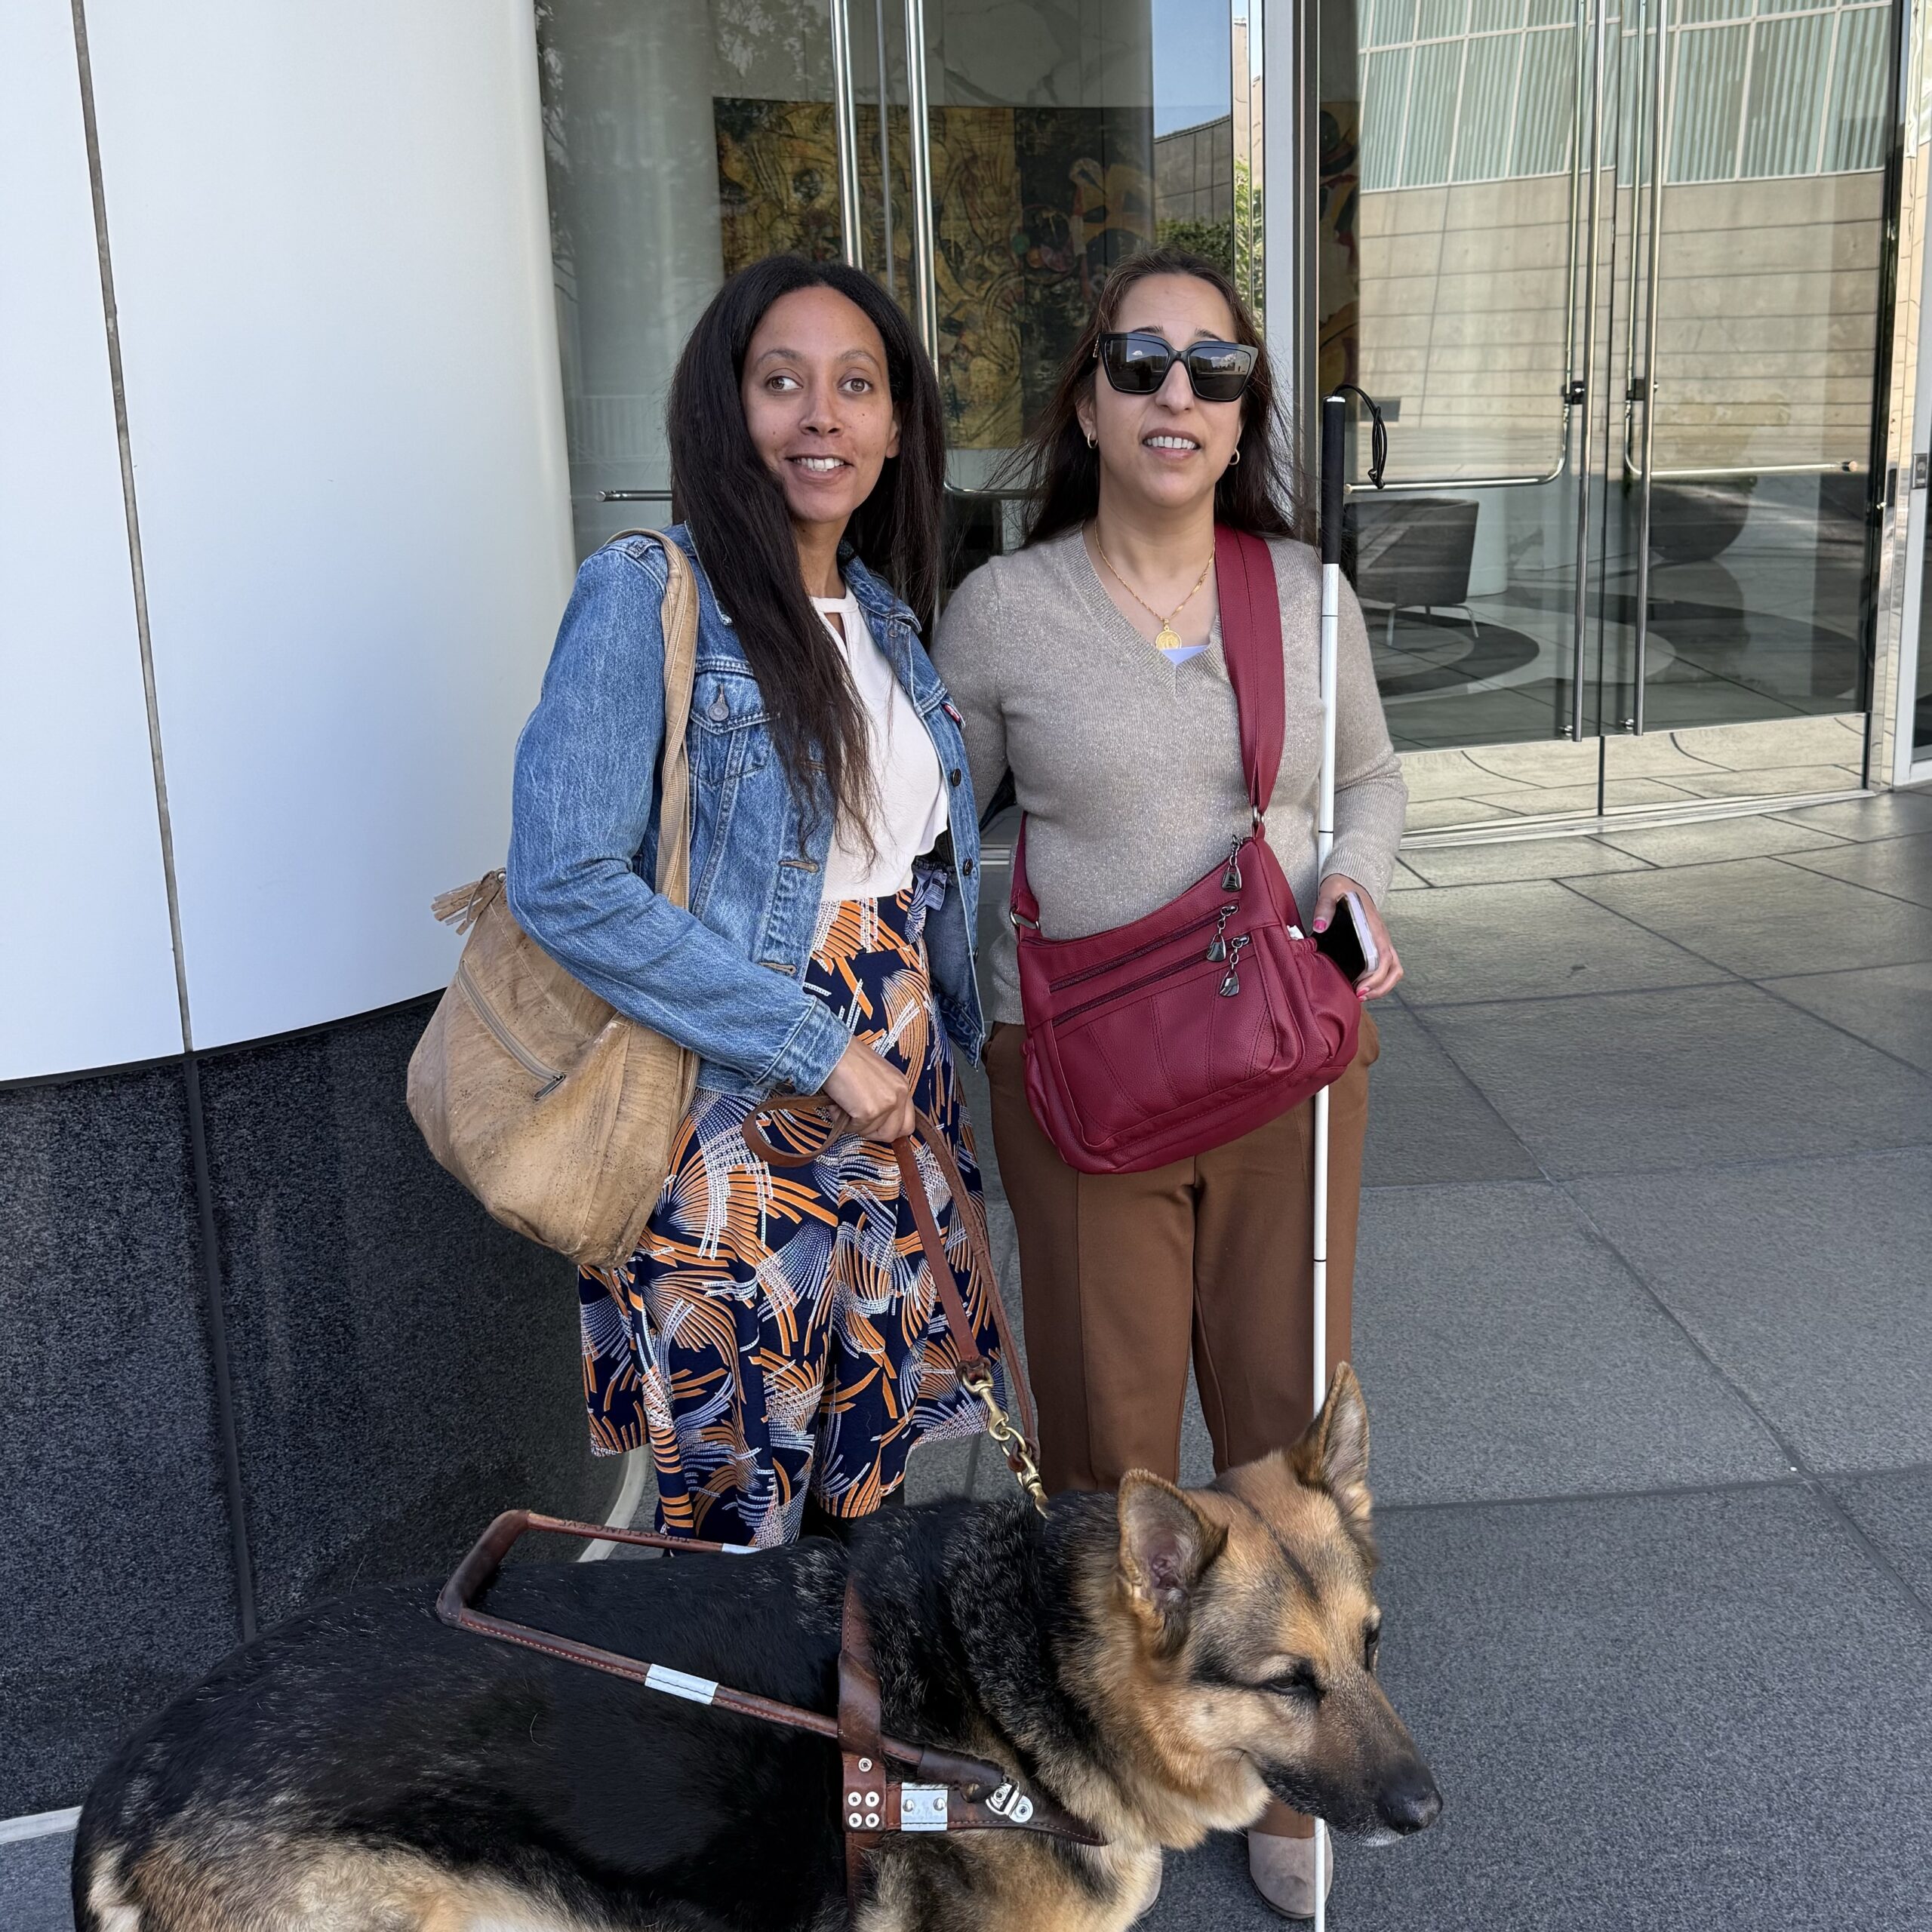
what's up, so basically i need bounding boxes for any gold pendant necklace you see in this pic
[1094,532,1214,654]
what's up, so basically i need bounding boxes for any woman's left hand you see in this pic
[1314,874,1404,1001]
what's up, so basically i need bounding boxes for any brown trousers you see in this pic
[983,1011,1378,1495]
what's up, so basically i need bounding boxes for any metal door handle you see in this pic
[830,0,866,272]
[903,0,938,365]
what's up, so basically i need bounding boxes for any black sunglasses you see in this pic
[1096,331,1257,403]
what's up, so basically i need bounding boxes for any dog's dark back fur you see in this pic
[76,1530,860,1929]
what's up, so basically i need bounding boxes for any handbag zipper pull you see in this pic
[1205,903,1238,962]
[1220,835,1243,894]
[1217,933,1251,997]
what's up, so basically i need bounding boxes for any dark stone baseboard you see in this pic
[0,998,610,1816]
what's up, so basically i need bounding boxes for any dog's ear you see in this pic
[1290,1363,1374,1547]
[1116,1471,1227,1657]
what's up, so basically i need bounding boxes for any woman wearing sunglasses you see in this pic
[933,248,1406,1920]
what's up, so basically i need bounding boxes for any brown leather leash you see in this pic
[435,1103,1090,1919]
[736,1097,1049,1515]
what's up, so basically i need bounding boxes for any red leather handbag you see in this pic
[1009,526,1361,1174]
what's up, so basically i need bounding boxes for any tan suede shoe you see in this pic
[1246,1826,1335,1920]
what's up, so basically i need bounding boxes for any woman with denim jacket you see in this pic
[508,258,1004,1548]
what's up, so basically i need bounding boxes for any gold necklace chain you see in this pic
[1092,532,1214,654]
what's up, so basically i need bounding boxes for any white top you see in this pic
[812,590,949,903]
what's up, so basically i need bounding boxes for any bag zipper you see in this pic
[1055,947,1232,1026]
[457,955,565,1097]
[1044,908,1227,993]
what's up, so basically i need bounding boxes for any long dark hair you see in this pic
[668,256,945,840]
[1013,247,1303,546]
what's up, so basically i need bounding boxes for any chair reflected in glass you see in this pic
[1344,494,1481,647]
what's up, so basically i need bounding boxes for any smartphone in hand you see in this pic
[1315,889,1379,986]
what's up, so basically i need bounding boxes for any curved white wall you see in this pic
[78,0,575,1053]
[0,0,183,1082]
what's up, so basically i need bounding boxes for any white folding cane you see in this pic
[1309,386,1383,1930]
[1306,391,1349,1932]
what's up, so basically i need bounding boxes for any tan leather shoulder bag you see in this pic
[406,532,700,1271]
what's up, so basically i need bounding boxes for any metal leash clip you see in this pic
[964,1365,1048,1515]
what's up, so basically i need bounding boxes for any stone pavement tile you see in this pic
[1762,963,1932,1075]
[1404,795,1533,832]
[1362,1005,1541,1187]
[1425,983,1932,1178]
[1595,813,1850,866]
[1469,777,1700,816]
[1828,1468,1932,1610]
[0,1834,72,1932]
[1572,1149,1932,1472]
[1570,856,1932,978]
[1667,761,1864,801]
[1352,1182,1784,1506]
[1400,747,1544,804]
[1389,880,1726,1007]
[1775,785,1932,842]
[1776,829,1932,912]
[1147,1486,1932,1932]
[1386,857,1429,891]
[1399,838,1652,888]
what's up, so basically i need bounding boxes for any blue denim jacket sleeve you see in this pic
[506,544,854,1094]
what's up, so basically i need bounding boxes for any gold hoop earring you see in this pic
[1086,433,1097,449]
[1229,446,1242,466]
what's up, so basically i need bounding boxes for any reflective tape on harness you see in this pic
[645,1663,719,1705]
[899,1785,949,1831]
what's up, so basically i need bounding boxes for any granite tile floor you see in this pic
[7,786,1929,1932]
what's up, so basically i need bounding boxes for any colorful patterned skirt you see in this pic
[577,872,1004,1546]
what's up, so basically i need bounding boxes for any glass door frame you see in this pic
[1888,133,1932,786]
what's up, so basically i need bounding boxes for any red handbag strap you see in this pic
[1212,525,1287,820]
[1011,815,1040,927]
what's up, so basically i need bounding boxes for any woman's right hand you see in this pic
[823,1038,917,1143]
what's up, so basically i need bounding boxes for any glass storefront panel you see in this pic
[531,1,1895,807]
[918,2,1238,491]
[1321,0,1895,804]
[538,1,870,556]
[537,2,1245,566]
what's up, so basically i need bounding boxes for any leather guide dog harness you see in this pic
[438,1102,1097,1920]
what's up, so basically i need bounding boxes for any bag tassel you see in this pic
[430,872,503,935]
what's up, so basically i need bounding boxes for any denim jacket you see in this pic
[507,527,984,1100]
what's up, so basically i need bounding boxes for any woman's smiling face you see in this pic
[1078,272,1245,515]
[740,285,901,539]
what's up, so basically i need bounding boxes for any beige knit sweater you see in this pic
[933,527,1408,1026]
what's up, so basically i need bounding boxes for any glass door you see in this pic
[535,0,913,558]
[1318,0,1897,829]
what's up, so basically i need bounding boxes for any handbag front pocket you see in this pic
[1046,936,1302,1151]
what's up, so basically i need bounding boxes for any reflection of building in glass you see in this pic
[1344,0,1890,475]
[1152,17,1260,273]
[1158,116,1235,226]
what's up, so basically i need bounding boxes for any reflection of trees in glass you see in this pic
[1152,159,1260,305]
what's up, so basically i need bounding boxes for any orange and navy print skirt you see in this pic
[577,872,1006,1546]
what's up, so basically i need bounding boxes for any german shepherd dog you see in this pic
[74,1366,1438,1931]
